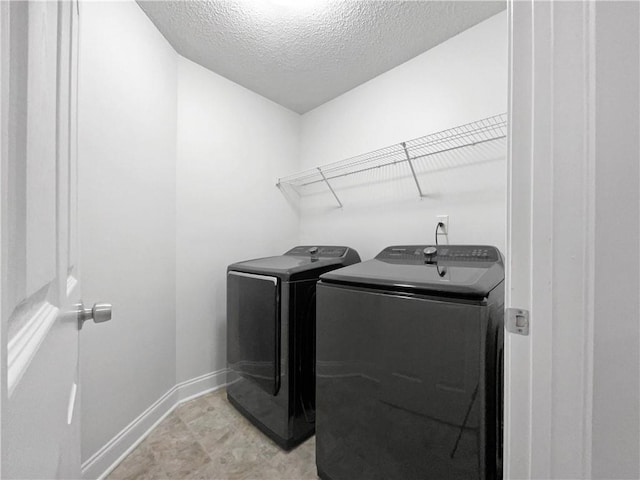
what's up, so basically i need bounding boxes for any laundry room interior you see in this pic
[2,1,640,480]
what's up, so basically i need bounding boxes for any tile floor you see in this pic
[107,389,318,480]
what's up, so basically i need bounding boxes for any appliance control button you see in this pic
[423,246,437,256]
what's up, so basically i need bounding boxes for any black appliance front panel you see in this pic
[377,245,500,264]
[226,278,318,449]
[316,283,494,480]
[227,272,280,396]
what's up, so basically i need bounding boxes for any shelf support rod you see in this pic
[402,142,424,198]
[317,167,343,208]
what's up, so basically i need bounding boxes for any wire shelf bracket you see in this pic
[276,113,507,208]
[317,167,343,208]
[401,141,425,199]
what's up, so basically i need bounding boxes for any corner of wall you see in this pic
[81,370,229,480]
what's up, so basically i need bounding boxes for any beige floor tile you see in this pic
[155,441,211,478]
[106,389,318,480]
[107,442,167,480]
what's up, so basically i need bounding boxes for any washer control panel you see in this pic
[376,245,500,263]
[285,246,348,258]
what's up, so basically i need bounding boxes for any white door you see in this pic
[505,2,595,477]
[506,1,640,479]
[1,2,109,478]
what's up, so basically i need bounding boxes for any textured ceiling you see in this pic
[138,1,506,114]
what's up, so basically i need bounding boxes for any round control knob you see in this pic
[308,246,319,255]
[423,246,437,256]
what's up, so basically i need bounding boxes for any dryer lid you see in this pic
[227,246,360,281]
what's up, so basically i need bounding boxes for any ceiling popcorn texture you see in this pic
[138,1,506,114]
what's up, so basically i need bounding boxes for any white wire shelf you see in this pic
[276,113,507,208]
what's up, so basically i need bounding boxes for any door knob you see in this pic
[78,302,112,329]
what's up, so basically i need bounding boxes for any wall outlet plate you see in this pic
[437,215,449,235]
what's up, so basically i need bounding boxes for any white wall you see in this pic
[592,2,639,477]
[77,3,300,473]
[176,57,299,383]
[78,0,177,465]
[298,12,507,260]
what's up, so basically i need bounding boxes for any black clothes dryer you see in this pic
[315,245,504,480]
[226,245,361,450]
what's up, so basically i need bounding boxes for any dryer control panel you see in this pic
[376,245,501,264]
[285,246,348,258]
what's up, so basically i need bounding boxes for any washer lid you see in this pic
[320,245,504,298]
[228,246,361,281]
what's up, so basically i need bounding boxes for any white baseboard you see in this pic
[81,368,229,480]
[177,369,228,404]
